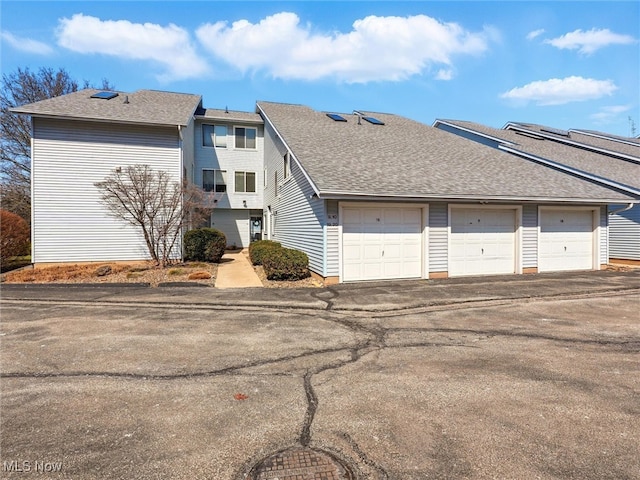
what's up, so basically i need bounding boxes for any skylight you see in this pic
[90,91,118,100]
[363,116,384,125]
[326,113,347,122]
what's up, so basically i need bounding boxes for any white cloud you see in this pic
[545,28,636,54]
[526,29,545,41]
[1,31,54,55]
[56,14,209,81]
[589,105,632,123]
[196,12,492,83]
[500,76,617,106]
[435,69,454,81]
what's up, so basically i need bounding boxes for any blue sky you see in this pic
[2,1,639,136]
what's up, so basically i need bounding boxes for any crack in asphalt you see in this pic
[2,289,639,479]
[3,287,638,317]
[339,432,390,479]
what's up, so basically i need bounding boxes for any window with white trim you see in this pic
[235,171,256,193]
[202,124,228,148]
[234,127,257,149]
[203,169,227,193]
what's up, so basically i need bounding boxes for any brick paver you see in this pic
[252,447,354,480]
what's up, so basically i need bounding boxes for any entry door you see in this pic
[449,208,517,276]
[342,206,423,281]
[539,209,594,272]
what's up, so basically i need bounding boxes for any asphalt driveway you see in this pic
[1,270,639,479]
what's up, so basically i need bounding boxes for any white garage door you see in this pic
[450,208,517,276]
[539,209,594,272]
[342,206,423,281]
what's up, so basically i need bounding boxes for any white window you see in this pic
[283,152,290,179]
[202,124,228,148]
[235,171,256,193]
[203,169,227,193]
[234,127,257,149]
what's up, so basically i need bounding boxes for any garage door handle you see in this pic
[382,250,384,257]
[481,248,484,254]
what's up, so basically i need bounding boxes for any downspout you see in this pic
[608,203,634,215]
[178,125,185,261]
[30,118,35,264]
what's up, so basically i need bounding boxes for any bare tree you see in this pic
[95,165,215,267]
[1,67,113,223]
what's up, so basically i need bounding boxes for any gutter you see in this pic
[315,191,638,205]
[9,111,186,129]
[609,203,635,216]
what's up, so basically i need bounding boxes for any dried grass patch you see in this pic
[2,261,217,287]
[188,271,212,280]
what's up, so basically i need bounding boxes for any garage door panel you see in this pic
[342,206,423,282]
[539,209,594,272]
[450,208,517,277]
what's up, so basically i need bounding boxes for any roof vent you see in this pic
[90,91,118,100]
[123,95,129,104]
[353,110,384,125]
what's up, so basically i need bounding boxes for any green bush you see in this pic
[184,228,227,263]
[262,247,310,281]
[249,240,281,266]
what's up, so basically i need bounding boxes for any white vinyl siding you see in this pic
[522,205,538,268]
[428,203,448,273]
[609,204,640,260]
[600,206,609,265]
[325,200,340,277]
[262,122,325,275]
[32,118,181,263]
[194,119,263,211]
[210,208,250,247]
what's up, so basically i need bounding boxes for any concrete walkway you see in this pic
[214,249,263,289]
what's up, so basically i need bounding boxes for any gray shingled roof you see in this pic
[505,122,640,158]
[258,102,638,203]
[11,89,202,127]
[200,108,263,124]
[441,120,639,192]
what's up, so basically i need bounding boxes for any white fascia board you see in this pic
[315,191,638,205]
[13,112,187,128]
[569,129,640,149]
[433,120,517,147]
